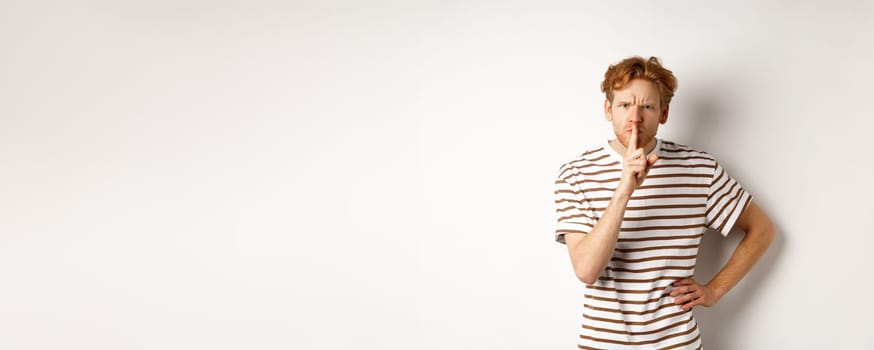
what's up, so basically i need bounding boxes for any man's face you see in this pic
[604,78,669,150]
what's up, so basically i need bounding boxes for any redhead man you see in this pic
[554,56,775,349]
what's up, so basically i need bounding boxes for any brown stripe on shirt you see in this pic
[619,225,705,233]
[622,213,705,221]
[582,315,693,335]
[611,254,698,264]
[615,244,699,253]
[584,294,671,305]
[582,309,689,327]
[599,275,689,284]
[657,331,701,350]
[579,323,698,347]
[585,302,680,316]
[608,265,695,274]
[587,284,671,295]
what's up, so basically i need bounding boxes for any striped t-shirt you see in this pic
[554,138,751,350]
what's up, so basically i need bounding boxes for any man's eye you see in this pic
[644,105,654,109]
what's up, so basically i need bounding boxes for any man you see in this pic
[554,56,775,349]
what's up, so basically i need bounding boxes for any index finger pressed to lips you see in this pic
[627,124,639,154]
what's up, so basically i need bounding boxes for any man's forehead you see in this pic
[613,90,658,101]
[613,85,658,101]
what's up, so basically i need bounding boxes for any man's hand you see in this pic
[670,278,722,311]
[617,123,658,196]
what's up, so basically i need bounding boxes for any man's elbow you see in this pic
[577,275,598,285]
[741,202,776,248]
[575,269,601,285]
[754,219,777,248]
[763,223,776,246]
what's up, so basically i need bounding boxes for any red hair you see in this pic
[601,56,678,105]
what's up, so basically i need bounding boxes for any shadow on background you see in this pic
[693,225,785,350]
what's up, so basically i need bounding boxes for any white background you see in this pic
[2,1,873,349]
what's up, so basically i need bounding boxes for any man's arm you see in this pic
[670,200,776,310]
[564,190,629,284]
[565,124,658,284]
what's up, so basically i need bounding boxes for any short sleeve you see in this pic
[706,161,753,236]
[554,173,597,244]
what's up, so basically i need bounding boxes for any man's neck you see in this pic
[609,138,658,155]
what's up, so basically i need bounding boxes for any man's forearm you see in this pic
[706,218,776,300]
[566,190,631,284]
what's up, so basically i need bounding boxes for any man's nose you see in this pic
[629,106,641,122]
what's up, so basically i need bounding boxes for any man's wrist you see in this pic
[706,283,729,301]
[613,177,632,196]
[613,185,634,200]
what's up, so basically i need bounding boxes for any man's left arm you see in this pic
[670,200,776,310]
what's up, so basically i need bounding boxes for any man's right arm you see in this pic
[564,124,657,284]
[565,191,631,284]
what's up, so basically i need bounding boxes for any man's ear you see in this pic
[604,99,613,121]
[660,104,670,124]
